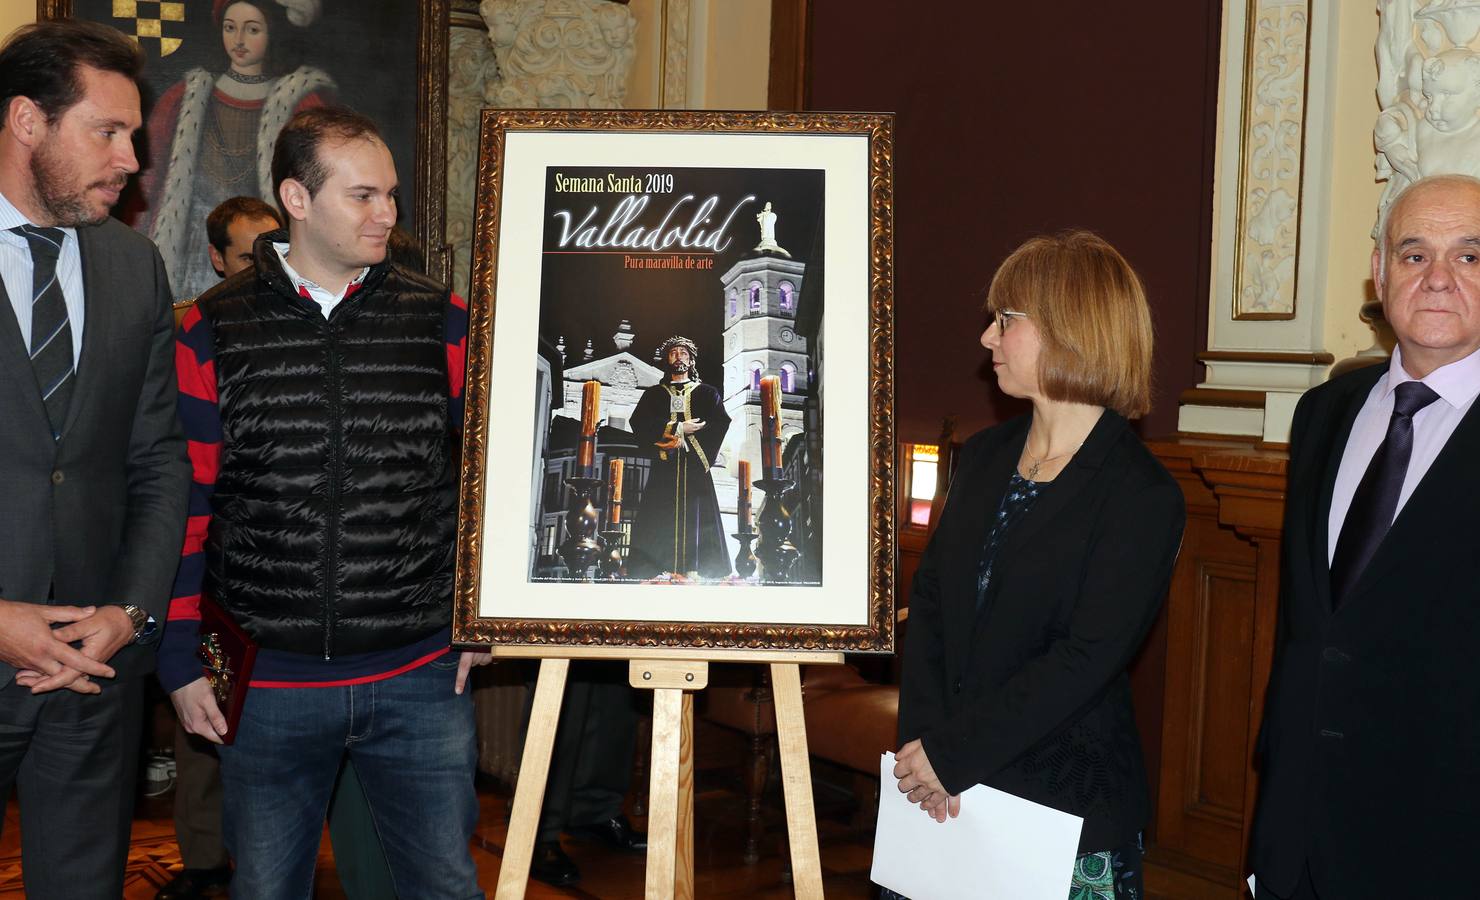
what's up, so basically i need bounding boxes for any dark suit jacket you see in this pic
[0,217,190,688]
[898,409,1185,852]
[1252,363,1480,898]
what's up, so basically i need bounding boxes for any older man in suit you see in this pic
[0,20,190,899]
[1252,173,1480,899]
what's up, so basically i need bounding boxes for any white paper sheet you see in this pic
[871,752,1084,900]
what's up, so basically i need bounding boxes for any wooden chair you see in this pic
[797,418,959,827]
[700,661,898,865]
[799,643,900,832]
[700,664,780,864]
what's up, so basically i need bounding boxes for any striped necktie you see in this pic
[10,225,75,439]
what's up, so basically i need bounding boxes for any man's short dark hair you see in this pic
[206,196,283,254]
[0,19,144,131]
[271,106,384,204]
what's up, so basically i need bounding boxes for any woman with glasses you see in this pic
[887,230,1186,900]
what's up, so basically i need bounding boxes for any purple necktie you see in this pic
[1329,380,1440,607]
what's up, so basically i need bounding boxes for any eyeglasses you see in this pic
[988,310,1030,333]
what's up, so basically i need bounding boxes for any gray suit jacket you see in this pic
[0,217,190,687]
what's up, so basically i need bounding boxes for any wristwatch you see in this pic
[121,604,157,644]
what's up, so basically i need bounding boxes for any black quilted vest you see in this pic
[198,240,456,657]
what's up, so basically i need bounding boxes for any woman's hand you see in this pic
[893,739,960,821]
[933,794,962,823]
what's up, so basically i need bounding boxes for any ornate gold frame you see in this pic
[454,109,896,653]
[38,0,451,285]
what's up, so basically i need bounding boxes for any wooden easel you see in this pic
[491,646,845,899]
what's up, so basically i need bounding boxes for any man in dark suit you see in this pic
[1252,173,1480,899]
[0,19,191,900]
[527,662,647,886]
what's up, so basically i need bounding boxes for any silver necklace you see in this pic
[1022,440,1083,481]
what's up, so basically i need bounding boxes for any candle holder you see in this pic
[753,476,801,584]
[559,476,604,581]
[598,527,627,580]
[732,527,759,579]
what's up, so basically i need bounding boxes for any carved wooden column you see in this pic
[1143,437,1287,900]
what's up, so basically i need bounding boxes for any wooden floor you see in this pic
[0,769,881,898]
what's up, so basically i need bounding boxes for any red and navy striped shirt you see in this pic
[157,279,469,693]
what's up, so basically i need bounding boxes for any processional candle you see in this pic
[578,380,601,478]
[736,459,753,530]
[759,374,783,480]
[607,458,624,524]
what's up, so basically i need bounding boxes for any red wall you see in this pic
[807,2,1222,440]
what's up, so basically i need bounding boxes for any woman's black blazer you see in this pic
[898,409,1185,852]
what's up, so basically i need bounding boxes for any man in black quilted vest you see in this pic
[157,106,487,899]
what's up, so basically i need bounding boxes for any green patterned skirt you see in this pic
[1068,832,1142,900]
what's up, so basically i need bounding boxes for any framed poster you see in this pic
[454,109,896,653]
[40,0,449,295]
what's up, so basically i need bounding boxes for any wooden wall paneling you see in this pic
[1200,451,1285,885]
[1127,444,1214,849]
[767,0,810,110]
[1141,439,1287,900]
[1186,559,1257,833]
[1146,492,1257,895]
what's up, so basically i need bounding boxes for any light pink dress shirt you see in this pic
[1327,344,1480,564]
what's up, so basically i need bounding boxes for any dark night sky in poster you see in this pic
[537,167,826,385]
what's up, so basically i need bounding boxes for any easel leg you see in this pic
[495,658,570,900]
[676,693,695,900]
[645,686,683,898]
[771,662,825,899]
[630,659,708,900]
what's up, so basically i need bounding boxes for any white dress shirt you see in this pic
[0,190,85,367]
[272,242,367,319]
[1327,343,1480,564]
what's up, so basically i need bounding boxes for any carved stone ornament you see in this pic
[1375,0,1480,233]
[444,0,637,293]
[479,0,638,109]
[662,0,691,108]
[1234,0,1310,320]
[446,26,501,297]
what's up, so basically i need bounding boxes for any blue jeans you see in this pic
[218,654,483,899]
